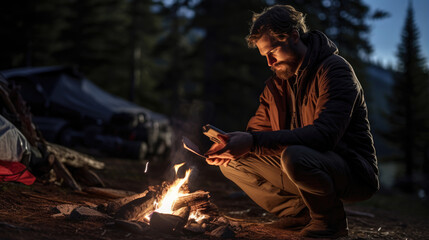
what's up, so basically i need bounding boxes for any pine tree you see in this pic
[128,0,163,110]
[184,0,270,130]
[58,0,130,97]
[383,2,429,188]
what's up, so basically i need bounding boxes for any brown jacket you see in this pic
[247,31,379,191]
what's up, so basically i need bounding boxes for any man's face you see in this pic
[256,34,301,80]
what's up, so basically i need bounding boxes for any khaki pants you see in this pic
[219,145,375,220]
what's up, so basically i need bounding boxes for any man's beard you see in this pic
[271,45,301,80]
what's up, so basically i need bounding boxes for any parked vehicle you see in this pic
[0,66,172,160]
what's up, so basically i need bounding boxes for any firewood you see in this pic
[172,206,190,220]
[149,212,186,234]
[115,191,156,221]
[102,190,149,215]
[46,142,104,169]
[184,222,206,233]
[172,190,210,211]
[71,167,105,187]
[52,158,81,191]
[83,187,136,199]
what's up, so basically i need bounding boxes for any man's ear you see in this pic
[290,30,300,43]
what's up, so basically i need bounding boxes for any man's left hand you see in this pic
[205,131,253,167]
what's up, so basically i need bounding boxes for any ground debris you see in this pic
[210,225,235,238]
[83,187,136,199]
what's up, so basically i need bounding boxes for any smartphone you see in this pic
[202,124,226,143]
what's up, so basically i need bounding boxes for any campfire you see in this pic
[51,162,237,238]
[143,162,210,232]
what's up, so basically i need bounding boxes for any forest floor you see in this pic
[1,156,428,240]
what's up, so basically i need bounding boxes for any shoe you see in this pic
[265,208,311,230]
[299,218,348,239]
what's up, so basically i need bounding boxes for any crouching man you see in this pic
[205,5,379,239]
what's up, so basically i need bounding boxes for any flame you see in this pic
[145,162,191,218]
[188,209,208,223]
[174,162,185,174]
[155,169,191,214]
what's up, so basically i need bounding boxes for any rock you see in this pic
[69,206,111,220]
[52,204,79,215]
[114,219,149,234]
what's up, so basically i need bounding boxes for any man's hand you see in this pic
[205,131,253,167]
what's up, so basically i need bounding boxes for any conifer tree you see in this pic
[58,0,130,97]
[184,0,270,130]
[128,0,163,110]
[383,2,429,187]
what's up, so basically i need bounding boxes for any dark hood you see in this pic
[301,30,339,71]
[295,31,338,103]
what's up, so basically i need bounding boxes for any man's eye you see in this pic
[270,47,279,54]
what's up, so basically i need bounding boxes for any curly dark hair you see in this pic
[246,5,308,48]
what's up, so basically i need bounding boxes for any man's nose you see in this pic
[266,55,276,67]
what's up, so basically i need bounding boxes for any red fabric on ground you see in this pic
[0,160,36,185]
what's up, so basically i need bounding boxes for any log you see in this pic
[149,212,186,234]
[115,191,156,222]
[71,167,105,187]
[102,191,149,215]
[172,206,190,220]
[172,191,210,211]
[53,158,81,191]
[46,142,104,169]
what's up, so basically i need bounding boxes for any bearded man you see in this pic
[205,5,379,239]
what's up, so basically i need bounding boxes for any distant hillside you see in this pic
[365,63,398,159]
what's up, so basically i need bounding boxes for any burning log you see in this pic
[184,222,206,233]
[172,206,190,220]
[172,190,210,210]
[100,190,149,215]
[115,191,156,221]
[173,190,219,218]
[149,212,186,234]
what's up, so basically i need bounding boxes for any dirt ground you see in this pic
[1,156,428,240]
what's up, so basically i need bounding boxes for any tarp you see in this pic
[0,114,30,162]
[0,66,168,124]
[0,115,35,185]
